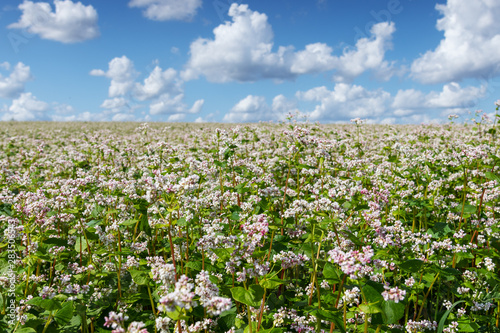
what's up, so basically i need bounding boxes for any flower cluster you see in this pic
[327,246,374,279]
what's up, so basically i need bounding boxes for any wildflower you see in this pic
[273,251,308,269]
[382,285,406,303]
[483,257,496,271]
[158,275,195,313]
[195,271,231,315]
[442,321,458,333]
[104,311,128,333]
[156,317,172,333]
[405,276,415,287]
[327,246,374,279]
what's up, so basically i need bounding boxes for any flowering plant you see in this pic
[1,104,500,333]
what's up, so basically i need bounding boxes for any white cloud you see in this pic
[100,97,130,113]
[297,83,392,121]
[272,94,298,115]
[92,56,203,120]
[392,82,486,110]
[112,113,136,122]
[128,0,202,21]
[90,56,138,98]
[1,92,49,121]
[149,93,203,116]
[183,4,396,83]
[295,81,486,123]
[0,62,32,99]
[8,0,99,43]
[51,111,103,121]
[411,0,500,83]
[133,66,179,101]
[52,103,75,114]
[167,113,186,122]
[332,22,396,82]
[223,94,294,122]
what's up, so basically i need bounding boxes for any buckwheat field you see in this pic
[1,111,500,333]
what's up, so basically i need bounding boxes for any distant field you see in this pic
[1,120,499,333]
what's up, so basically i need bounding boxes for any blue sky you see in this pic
[0,0,499,123]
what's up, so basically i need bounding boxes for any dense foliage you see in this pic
[1,111,500,333]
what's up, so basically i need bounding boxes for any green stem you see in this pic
[416,272,440,321]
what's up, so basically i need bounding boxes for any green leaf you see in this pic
[342,230,364,246]
[362,283,384,303]
[259,328,285,333]
[437,300,465,333]
[311,309,345,333]
[243,322,257,333]
[120,219,138,226]
[382,300,405,324]
[231,284,265,307]
[230,211,240,221]
[359,303,382,314]
[44,238,68,247]
[297,164,315,170]
[13,329,37,333]
[40,298,62,311]
[259,275,285,289]
[185,261,203,271]
[485,171,500,183]
[177,218,188,226]
[399,259,424,273]
[86,219,102,227]
[74,236,85,252]
[455,203,476,214]
[27,297,43,306]
[323,262,342,283]
[458,322,479,332]
[54,301,74,325]
[129,270,150,286]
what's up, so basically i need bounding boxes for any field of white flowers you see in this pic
[1,111,499,333]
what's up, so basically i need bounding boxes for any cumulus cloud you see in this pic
[223,94,295,122]
[297,84,392,122]
[91,56,203,120]
[0,62,32,99]
[392,82,486,110]
[332,22,396,82]
[183,4,396,83]
[1,92,49,121]
[411,0,500,83]
[8,0,99,43]
[134,66,180,101]
[51,111,103,122]
[149,93,204,115]
[294,81,486,123]
[90,56,138,98]
[128,0,202,21]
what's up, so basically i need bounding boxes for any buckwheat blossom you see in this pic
[442,321,459,333]
[126,321,149,333]
[155,316,172,333]
[382,285,406,303]
[158,275,195,313]
[483,257,496,271]
[327,246,374,279]
[195,270,232,315]
[405,276,415,287]
[104,311,128,333]
[405,319,438,332]
[273,250,308,269]
[340,287,361,307]
[40,286,56,299]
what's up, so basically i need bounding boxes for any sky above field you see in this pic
[0,0,499,123]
